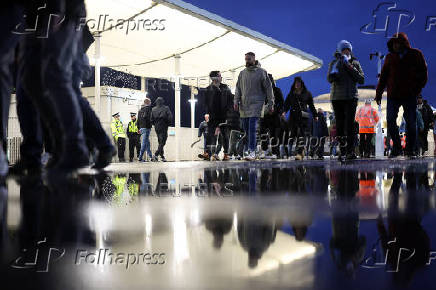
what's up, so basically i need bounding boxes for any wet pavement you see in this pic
[2,158,436,289]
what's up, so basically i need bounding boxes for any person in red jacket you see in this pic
[375,32,428,158]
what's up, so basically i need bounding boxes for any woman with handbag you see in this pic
[282,77,317,160]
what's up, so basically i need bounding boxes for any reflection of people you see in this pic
[205,217,232,250]
[238,219,277,268]
[329,170,366,277]
[376,169,430,285]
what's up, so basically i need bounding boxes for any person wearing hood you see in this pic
[234,52,274,161]
[283,77,317,160]
[375,32,428,158]
[151,97,173,162]
[137,98,154,162]
[328,40,365,161]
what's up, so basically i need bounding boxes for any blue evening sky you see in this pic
[184,0,436,104]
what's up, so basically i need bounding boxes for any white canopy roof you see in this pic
[85,0,322,87]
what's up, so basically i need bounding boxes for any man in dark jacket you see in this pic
[138,98,153,162]
[328,40,365,161]
[376,32,428,158]
[283,77,317,160]
[126,112,140,162]
[259,74,284,158]
[151,97,173,162]
[205,71,234,161]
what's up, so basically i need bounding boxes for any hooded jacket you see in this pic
[327,50,365,101]
[376,32,428,100]
[151,97,173,132]
[234,65,274,118]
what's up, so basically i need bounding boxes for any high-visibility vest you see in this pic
[355,105,380,134]
[111,118,127,140]
[128,120,138,133]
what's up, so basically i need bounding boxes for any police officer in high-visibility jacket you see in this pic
[127,112,141,162]
[111,112,127,162]
[355,100,379,158]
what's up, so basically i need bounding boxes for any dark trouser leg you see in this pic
[386,98,402,153]
[155,131,168,158]
[207,124,218,155]
[159,132,168,157]
[219,126,230,154]
[16,82,43,168]
[129,137,135,160]
[297,120,309,155]
[117,138,126,161]
[332,101,346,155]
[403,98,417,154]
[41,19,89,167]
[343,99,357,155]
[316,136,326,157]
[18,37,63,166]
[135,136,141,157]
[258,118,269,152]
[359,133,365,156]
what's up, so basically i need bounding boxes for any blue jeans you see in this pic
[139,128,153,160]
[242,117,259,152]
[387,97,417,153]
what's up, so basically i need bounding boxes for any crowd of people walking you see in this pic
[0,1,431,174]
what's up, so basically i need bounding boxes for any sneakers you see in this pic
[388,150,401,159]
[244,151,256,161]
[198,153,210,160]
[210,154,220,161]
[161,156,167,162]
[295,151,304,161]
[405,151,417,159]
[151,156,158,162]
[346,153,357,160]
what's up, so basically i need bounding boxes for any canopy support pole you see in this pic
[94,33,101,117]
[174,54,181,162]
